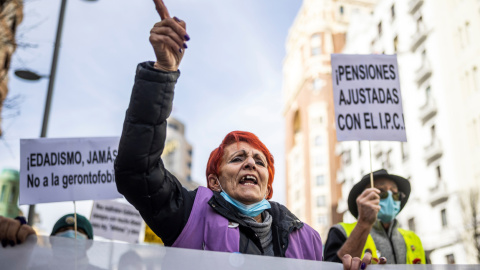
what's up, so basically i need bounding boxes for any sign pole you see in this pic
[74,200,77,239]
[369,141,374,188]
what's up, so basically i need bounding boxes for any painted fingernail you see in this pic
[9,241,15,247]
[178,48,183,53]
[183,43,188,49]
[361,262,366,270]
[184,34,190,41]
[1,240,7,248]
[173,16,181,22]
[380,257,386,262]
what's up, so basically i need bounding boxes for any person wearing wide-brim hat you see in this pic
[324,169,426,265]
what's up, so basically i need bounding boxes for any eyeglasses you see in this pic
[378,189,405,201]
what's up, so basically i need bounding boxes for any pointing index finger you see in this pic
[153,0,170,20]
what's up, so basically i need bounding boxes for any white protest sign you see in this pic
[331,54,407,141]
[20,137,122,205]
[90,200,142,243]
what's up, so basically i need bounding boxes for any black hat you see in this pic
[348,169,411,219]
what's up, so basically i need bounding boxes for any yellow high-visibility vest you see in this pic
[339,222,425,264]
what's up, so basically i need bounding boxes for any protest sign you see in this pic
[90,200,142,243]
[20,137,122,205]
[331,54,407,141]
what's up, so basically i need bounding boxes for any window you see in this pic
[416,16,423,32]
[339,6,344,15]
[473,118,480,146]
[436,165,442,180]
[391,4,395,20]
[408,217,416,232]
[314,155,323,166]
[465,21,470,45]
[358,141,362,157]
[393,36,398,53]
[377,22,382,36]
[316,175,325,186]
[168,123,179,131]
[466,71,471,92]
[0,185,5,202]
[317,215,327,226]
[313,78,323,92]
[317,196,326,207]
[317,116,323,125]
[430,125,436,145]
[441,208,447,227]
[473,66,478,91]
[314,135,322,146]
[383,149,392,169]
[343,150,351,165]
[458,27,464,49]
[446,254,455,264]
[310,34,322,56]
[8,186,15,204]
[401,142,409,160]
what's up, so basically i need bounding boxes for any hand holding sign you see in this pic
[150,0,189,72]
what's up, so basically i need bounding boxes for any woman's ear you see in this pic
[207,174,221,192]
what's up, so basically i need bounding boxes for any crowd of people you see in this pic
[0,0,425,269]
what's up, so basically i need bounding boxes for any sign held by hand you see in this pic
[331,54,407,142]
[20,137,122,205]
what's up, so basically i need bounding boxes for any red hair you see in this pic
[206,131,275,200]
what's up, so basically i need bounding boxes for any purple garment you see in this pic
[173,187,323,260]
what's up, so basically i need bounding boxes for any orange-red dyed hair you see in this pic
[206,131,275,200]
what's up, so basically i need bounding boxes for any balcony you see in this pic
[411,25,428,52]
[409,0,424,15]
[415,60,432,86]
[429,180,448,207]
[419,98,437,125]
[336,169,345,184]
[424,139,443,166]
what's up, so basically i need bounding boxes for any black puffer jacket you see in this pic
[115,62,303,256]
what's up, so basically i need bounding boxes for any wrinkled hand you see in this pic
[150,0,189,71]
[0,216,36,247]
[342,252,387,270]
[356,188,381,226]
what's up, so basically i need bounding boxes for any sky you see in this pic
[1,0,303,233]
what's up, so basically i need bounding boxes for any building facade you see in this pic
[336,0,480,264]
[0,168,20,218]
[283,0,378,238]
[163,117,199,190]
[0,0,23,136]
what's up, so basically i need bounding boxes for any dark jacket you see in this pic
[115,62,320,258]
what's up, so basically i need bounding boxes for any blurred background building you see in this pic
[0,0,23,137]
[284,0,480,264]
[0,168,20,217]
[282,0,379,240]
[163,117,199,190]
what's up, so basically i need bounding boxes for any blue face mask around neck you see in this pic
[377,190,401,223]
[55,229,88,240]
[217,180,271,217]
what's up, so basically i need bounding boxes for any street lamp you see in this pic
[15,0,98,226]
